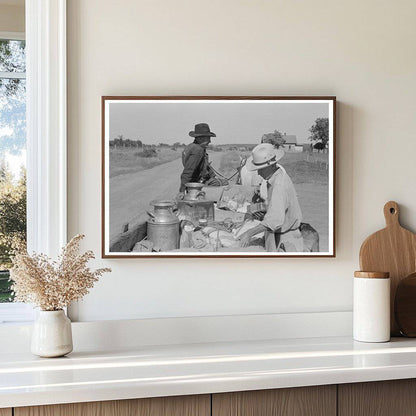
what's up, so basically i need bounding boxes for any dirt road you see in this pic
[110,158,181,238]
[110,152,330,252]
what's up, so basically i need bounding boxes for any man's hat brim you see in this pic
[249,147,285,171]
[189,131,216,138]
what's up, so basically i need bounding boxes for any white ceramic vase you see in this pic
[31,310,73,358]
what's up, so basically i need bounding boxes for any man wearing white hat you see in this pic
[238,143,304,252]
[240,133,284,187]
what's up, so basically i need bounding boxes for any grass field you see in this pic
[110,147,182,178]
[280,152,329,185]
[215,150,329,185]
[110,145,328,184]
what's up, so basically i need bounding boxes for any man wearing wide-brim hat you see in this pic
[179,123,225,192]
[238,143,304,252]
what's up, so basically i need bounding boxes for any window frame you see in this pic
[0,31,25,41]
[0,32,29,318]
[0,0,67,323]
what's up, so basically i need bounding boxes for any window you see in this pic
[0,1,67,323]
[0,36,27,307]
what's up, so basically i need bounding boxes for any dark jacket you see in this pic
[180,143,210,192]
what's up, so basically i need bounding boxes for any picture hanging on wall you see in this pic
[102,96,336,258]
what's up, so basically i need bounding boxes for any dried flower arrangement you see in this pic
[10,235,111,311]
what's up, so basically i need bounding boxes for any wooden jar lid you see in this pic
[354,271,390,279]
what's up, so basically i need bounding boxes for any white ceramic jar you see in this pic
[353,271,390,343]
[31,310,73,357]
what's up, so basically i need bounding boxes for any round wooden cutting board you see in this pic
[359,201,416,335]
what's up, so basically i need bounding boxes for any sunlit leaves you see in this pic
[0,39,26,155]
[0,161,26,269]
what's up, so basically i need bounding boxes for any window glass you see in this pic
[0,39,26,72]
[0,39,26,303]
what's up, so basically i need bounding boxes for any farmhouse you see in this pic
[281,133,304,152]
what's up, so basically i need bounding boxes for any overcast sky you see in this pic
[109,101,329,145]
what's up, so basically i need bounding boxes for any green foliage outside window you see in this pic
[0,39,27,302]
[0,163,26,302]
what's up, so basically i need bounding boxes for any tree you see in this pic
[0,39,25,69]
[111,135,126,149]
[261,130,286,148]
[0,40,27,301]
[309,118,329,148]
[0,39,26,156]
[0,162,26,269]
[313,142,326,151]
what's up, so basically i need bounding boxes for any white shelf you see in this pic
[1,336,416,408]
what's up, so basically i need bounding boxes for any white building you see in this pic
[281,134,304,152]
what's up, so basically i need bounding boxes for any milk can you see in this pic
[180,182,206,201]
[147,200,180,251]
[177,183,214,223]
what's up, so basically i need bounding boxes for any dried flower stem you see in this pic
[10,235,111,310]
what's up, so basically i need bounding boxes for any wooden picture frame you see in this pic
[102,96,336,258]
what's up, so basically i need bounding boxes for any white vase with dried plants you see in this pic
[10,235,111,358]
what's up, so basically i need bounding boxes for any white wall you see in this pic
[67,0,416,322]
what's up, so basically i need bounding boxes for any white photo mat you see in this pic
[102,97,335,258]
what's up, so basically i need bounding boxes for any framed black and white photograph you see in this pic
[102,96,336,258]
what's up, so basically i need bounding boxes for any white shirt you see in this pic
[261,167,302,233]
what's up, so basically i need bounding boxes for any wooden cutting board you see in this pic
[359,201,416,335]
